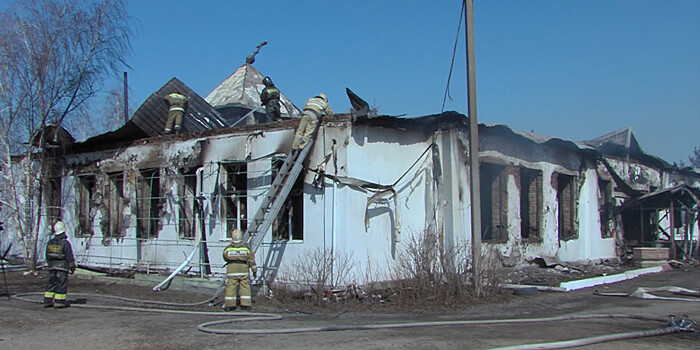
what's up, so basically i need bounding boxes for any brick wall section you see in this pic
[553,173,577,241]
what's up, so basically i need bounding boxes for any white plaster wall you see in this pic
[557,168,616,262]
[478,152,617,265]
[321,123,436,283]
[57,120,624,281]
[605,158,662,191]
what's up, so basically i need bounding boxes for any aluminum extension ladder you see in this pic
[243,140,314,254]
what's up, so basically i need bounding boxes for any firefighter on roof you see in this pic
[43,221,76,309]
[260,76,282,121]
[292,93,333,150]
[222,228,257,311]
[164,91,187,134]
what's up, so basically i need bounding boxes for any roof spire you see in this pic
[245,40,268,64]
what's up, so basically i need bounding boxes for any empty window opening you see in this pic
[556,173,578,241]
[46,177,62,225]
[104,172,125,238]
[136,169,161,239]
[272,157,304,241]
[598,179,613,238]
[520,168,542,240]
[480,163,507,242]
[75,175,95,237]
[222,163,247,238]
[178,168,198,239]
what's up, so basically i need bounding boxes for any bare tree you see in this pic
[689,147,700,168]
[0,0,132,271]
[64,83,135,141]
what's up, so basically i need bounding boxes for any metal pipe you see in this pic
[123,72,128,124]
[196,167,205,278]
[670,200,676,259]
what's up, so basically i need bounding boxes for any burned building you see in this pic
[2,63,699,286]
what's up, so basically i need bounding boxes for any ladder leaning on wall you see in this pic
[243,139,314,254]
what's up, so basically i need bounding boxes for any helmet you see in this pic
[53,221,66,235]
[317,92,327,101]
[262,76,273,87]
[231,229,243,243]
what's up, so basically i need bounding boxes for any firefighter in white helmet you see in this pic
[42,221,76,308]
[164,91,187,134]
[222,228,257,311]
[292,93,333,151]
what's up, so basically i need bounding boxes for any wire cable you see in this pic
[441,1,465,113]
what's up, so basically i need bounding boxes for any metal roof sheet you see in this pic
[131,77,226,137]
[205,63,300,117]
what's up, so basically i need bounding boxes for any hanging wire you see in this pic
[441,0,465,113]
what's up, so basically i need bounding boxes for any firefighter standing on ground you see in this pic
[43,221,76,308]
[260,76,282,121]
[292,93,333,150]
[223,229,257,311]
[164,91,187,134]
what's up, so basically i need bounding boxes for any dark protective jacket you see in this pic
[260,86,280,106]
[46,233,75,272]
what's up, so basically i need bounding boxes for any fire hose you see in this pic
[11,293,696,348]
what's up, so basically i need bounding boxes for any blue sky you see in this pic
[123,0,699,164]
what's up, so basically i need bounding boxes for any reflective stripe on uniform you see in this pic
[303,98,326,115]
[169,106,185,112]
[44,292,55,298]
[54,293,66,300]
[224,246,251,260]
[225,246,250,253]
[227,272,249,277]
[240,295,251,300]
[225,296,237,300]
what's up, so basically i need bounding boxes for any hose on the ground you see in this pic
[12,292,282,320]
[11,292,695,349]
[490,325,692,350]
[197,313,667,334]
[14,285,224,307]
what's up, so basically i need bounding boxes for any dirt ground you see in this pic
[1,264,700,350]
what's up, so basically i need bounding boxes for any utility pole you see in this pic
[123,72,129,124]
[464,0,482,297]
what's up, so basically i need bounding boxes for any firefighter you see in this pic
[42,221,76,309]
[222,228,257,311]
[292,93,333,151]
[164,91,187,134]
[260,76,281,121]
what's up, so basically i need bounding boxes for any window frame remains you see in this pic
[178,168,198,240]
[136,168,161,239]
[598,178,614,238]
[519,167,543,241]
[480,162,508,242]
[222,163,248,239]
[555,173,578,241]
[103,172,125,238]
[75,175,95,237]
[271,156,304,241]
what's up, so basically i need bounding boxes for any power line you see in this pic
[441,1,465,113]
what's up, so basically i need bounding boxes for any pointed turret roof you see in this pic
[585,126,641,152]
[584,126,669,168]
[205,63,300,117]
